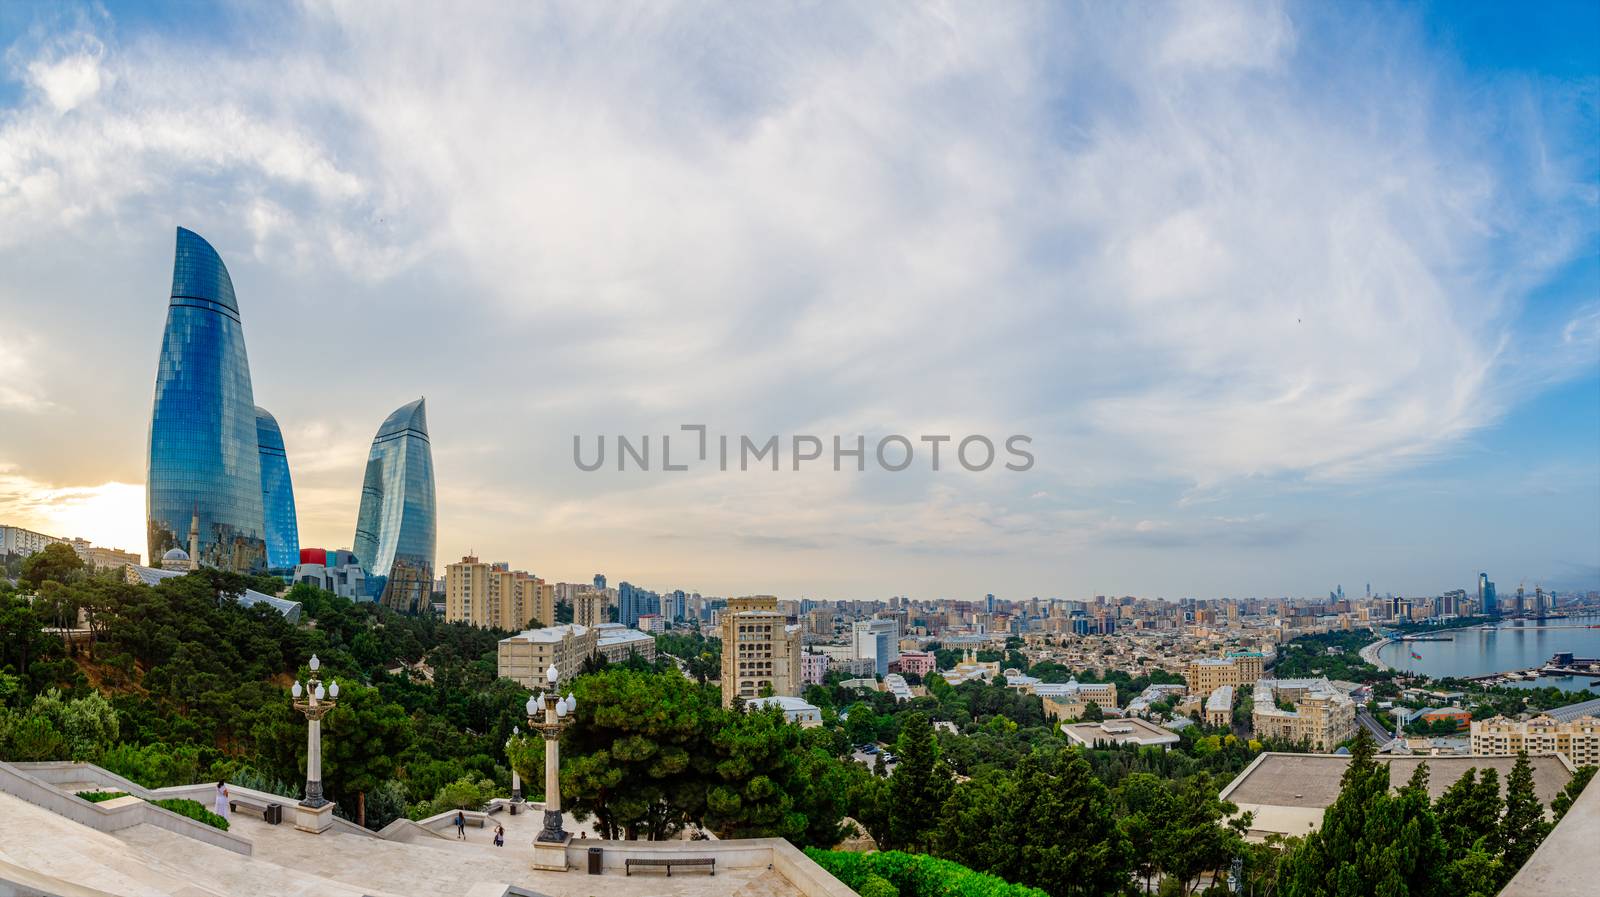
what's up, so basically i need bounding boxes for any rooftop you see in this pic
[1544,697,1600,724]
[1221,752,1574,840]
[1061,718,1181,748]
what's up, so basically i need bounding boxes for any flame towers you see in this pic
[147,228,271,573]
[353,398,437,613]
[256,406,300,574]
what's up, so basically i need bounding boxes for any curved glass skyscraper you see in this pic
[353,398,437,613]
[147,228,267,573]
[255,406,300,574]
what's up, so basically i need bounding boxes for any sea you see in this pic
[1375,613,1600,695]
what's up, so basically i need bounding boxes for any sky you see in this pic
[0,0,1596,602]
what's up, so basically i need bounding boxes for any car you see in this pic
[862,744,879,754]
[882,753,897,763]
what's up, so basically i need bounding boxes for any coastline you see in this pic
[1360,637,1390,672]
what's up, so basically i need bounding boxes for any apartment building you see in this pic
[574,589,610,627]
[497,623,596,687]
[719,595,802,708]
[67,537,141,571]
[1205,685,1235,728]
[1251,678,1357,751]
[1187,650,1266,697]
[444,556,555,630]
[1471,715,1600,768]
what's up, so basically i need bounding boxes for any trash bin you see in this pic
[588,846,603,874]
[509,802,518,815]
[264,803,282,825]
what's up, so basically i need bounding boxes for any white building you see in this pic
[0,524,63,559]
[852,618,900,677]
[746,695,823,727]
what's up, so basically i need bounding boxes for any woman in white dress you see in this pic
[214,781,230,820]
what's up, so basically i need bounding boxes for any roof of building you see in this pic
[1206,685,1234,711]
[1221,752,1574,834]
[1061,718,1181,747]
[746,696,819,715]
[125,565,300,622]
[503,624,589,643]
[1544,697,1600,724]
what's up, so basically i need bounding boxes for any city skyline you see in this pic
[0,2,1597,599]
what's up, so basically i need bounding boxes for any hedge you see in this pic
[804,849,1050,897]
[73,792,228,831]
[150,797,230,831]
[75,791,129,802]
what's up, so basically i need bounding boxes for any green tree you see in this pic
[20,543,85,590]
[885,712,947,852]
[562,668,720,839]
[1550,765,1595,822]
[321,684,414,828]
[705,706,805,840]
[1081,700,1104,722]
[1498,751,1550,882]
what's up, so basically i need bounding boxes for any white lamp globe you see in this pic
[545,663,559,684]
[314,684,325,700]
[309,654,320,672]
[329,681,339,699]
[565,693,575,709]
[292,681,303,699]
[512,725,519,735]
[555,700,567,719]
[525,695,539,716]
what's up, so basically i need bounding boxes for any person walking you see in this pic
[493,823,504,847]
[454,810,467,840]
[213,782,230,821]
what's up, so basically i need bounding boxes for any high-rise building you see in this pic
[255,406,299,575]
[719,595,802,708]
[147,227,267,573]
[444,555,553,629]
[353,398,437,613]
[593,573,606,591]
[0,525,64,560]
[618,581,660,627]
[574,589,609,627]
[852,618,900,677]
[1479,572,1497,616]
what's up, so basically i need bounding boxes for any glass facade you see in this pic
[255,406,300,575]
[352,398,436,613]
[147,228,267,573]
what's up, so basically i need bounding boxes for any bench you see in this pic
[448,812,487,828]
[625,857,715,877]
[229,798,283,825]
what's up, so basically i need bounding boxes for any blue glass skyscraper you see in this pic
[147,228,267,573]
[353,398,437,613]
[255,406,300,574]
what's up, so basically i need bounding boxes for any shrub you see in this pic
[150,797,230,831]
[804,848,1049,897]
[75,790,129,802]
[859,874,899,897]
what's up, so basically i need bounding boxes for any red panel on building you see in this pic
[299,547,327,566]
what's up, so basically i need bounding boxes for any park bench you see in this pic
[625,857,715,877]
[228,797,283,825]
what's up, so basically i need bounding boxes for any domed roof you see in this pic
[162,547,190,561]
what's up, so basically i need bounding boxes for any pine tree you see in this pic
[886,712,948,852]
[1498,751,1550,881]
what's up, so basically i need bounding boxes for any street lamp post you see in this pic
[290,654,339,833]
[508,726,523,803]
[525,662,576,869]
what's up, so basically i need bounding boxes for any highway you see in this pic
[1356,708,1394,745]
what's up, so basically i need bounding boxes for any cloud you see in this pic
[0,1,1594,595]
[0,331,54,413]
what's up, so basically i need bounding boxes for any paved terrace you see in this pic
[0,762,851,897]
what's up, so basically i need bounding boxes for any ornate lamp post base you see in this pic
[531,829,572,870]
[536,809,566,842]
[294,802,334,834]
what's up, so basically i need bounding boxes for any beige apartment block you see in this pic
[67,538,141,571]
[1187,651,1265,697]
[1472,715,1600,768]
[445,556,555,630]
[574,589,610,627]
[719,595,802,708]
[1205,685,1235,728]
[497,624,597,687]
[1251,678,1357,751]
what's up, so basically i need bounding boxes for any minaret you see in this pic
[187,511,201,571]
